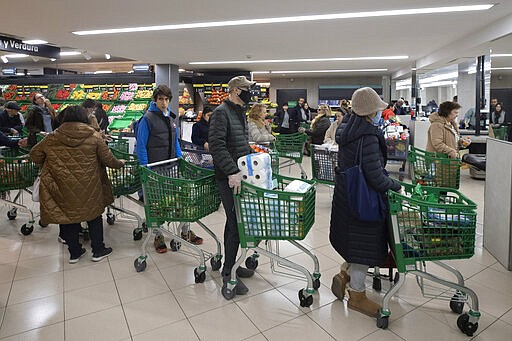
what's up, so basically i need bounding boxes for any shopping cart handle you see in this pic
[144,158,180,168]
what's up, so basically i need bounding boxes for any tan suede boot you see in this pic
[331,270,350,300]
[347,289,381,318]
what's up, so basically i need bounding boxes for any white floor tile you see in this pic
[0,282,11,308]
[132,319,199,341]
[8,271,63,305]
[189,303,260,341]
[0,322,64,341]
[65,306,130,341]
[276,279,337,312]
[500,308,512,325]
[469,267,512,296]
[472,320,512,341]
[173,278,230,317]
[464,278,512,318]
[109,254,158,280]
[263,315,335,340]
[115,269,169,304]
[64,281,121,319]
[0,262,16,284]
[63,261,113,292]
[14,254,63,280]
[358,329,405,341]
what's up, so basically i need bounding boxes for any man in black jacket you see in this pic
[209,76,255,295]
[0,101,24,136]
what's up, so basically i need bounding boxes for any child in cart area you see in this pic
[209,76,258,294]
[135,85,203,252]
[329,87,403,318]
[29,105,125,263]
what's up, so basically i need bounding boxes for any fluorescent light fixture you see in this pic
[105,53,111,60]
[190,56,408,65]
[396,78,412,88]
[50,58,56,62]
[419,71,458,84]
[16,72,25,76]
[1,56,8,63]
[421,80,457,88]
[73,4,493,35]
[253,68,387,75]
[132,63,150,72]
[94,70,113,74]
[60,51,81,56]
[491,54,512,57]
[4,54,28,58]
[491,67,512,71]
[22,39,48,44]
[178,68,185,72]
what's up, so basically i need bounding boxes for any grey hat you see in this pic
[228,76,255,91]
[351,87,387,116]
[5,101,21,110]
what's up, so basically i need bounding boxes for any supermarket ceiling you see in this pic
[1,0,512,77]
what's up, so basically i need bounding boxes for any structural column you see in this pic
[155,64,180,117]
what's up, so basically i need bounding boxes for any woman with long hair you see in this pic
[247,103,275,143]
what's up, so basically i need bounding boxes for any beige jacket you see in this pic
[426,113,461,155]
[324,120,341,145]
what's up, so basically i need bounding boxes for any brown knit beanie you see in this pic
[351,87,388,116]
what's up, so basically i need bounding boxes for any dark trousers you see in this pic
[216,177,239,277]
[60,215,105,257]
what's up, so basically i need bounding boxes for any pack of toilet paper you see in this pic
[237,153,273,190]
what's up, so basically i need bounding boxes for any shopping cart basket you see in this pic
[222,175,319,307]
[310,144,337,185]
[0,147,40,235]
[274,132,308,178]
[134,158,222,283]
[386,137,409,181]
[408,146,461,189]
[181,147,215,170]
[105,148,146,240]
[377,182,480,336]
[107,136,129,154]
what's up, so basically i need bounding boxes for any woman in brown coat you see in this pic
[30,106,124,263]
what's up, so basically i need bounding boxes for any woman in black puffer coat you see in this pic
[329,87,402,319]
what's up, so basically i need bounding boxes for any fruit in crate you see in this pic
[102,104,112,112]
[135,89,152,99]
[20,104,28,112]
[51,103,61,111]
[119,91,135,101]
[127,103,148,111]
[7,85,17,91]
[70,90,86,100]
[101,89,120,101]
[3,92,16,100]
[86,92,101,100]
[58,103,70,112]
[111,105,127,114]
[56,89,71,100]
[14,94,26,101]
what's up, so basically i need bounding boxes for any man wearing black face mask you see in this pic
[209,76,256,295]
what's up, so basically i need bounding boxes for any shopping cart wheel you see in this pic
[133,228,143,241]
[313,278,321,290]
[450,291,465,314]
[300,173,307,180]
[194,268,206,283]
[106,213,115,225]
[134,258,147,272]
[7,209,17,220]
[457,313,478,336]
[245,256,258,270]
[376,315,389,329]
[142,222,148,233]
[20,224,33,236]
[221,283,236,300]
[38,220,48,228]
[210,256,222,271]
[298,289,313,307]
[372,277,382,291]
[170,239,181,252]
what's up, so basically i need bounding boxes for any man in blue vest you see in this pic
[136,85,203,252]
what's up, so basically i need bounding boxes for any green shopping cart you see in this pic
[310,144,337,185]
[377,182,480,336]
[274,132,308,178]
[408,146,461,189]
[221,174,319,307]
[134,158,222,283]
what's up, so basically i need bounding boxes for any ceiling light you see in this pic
[22,39,48,44]
[73,4,493,35]
[60,51,81,56]
[16,72,25,76]
[1,56,8,63]
[491,67,512,71]
[94,70,113,74]
[105,53,111,60]
[190,56,408,65]
[420,80,457,88]
[491,54,512,57]
[178,68,185,72]
[254,69,387,75]
[50,58,56,62]
[4,54,28,58]
[82,51,92,61]
[419,71,458,84]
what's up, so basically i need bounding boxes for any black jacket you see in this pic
[305,115,331,144]
[94,108,109,133]
[294,105,310,122]
[0,133,19,147]
[275,108,299,133]
[209,100,253,179]
[192,118,209,148]
[0,110,23,134]
[25,105,55,133]
[330,114,401,266]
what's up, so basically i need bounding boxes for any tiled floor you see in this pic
[0,159,511,341]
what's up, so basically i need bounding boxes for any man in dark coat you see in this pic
[0,101,24,136]
[274,103,299,134]
[330,87,402,318]
[209,76,256,295]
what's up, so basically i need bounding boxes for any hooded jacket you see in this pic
[426,112,460,155]
[329,114,400,266]
[29,122,123,225]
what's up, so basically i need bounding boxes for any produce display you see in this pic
[206,89,229,105]
[126,102,148,112]
[55,89,71,100]
[111,105,127,114]
[86,92,102,100]
[135,89,152,99]
[69,89,86,100]
[119,91,135,101]
[101,89,119,101]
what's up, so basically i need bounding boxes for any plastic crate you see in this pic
[108,118,134,131]
[141,159,221,224]
[236,174,316,247]
[107,136,129,154]
[388,182,477,271]
[274,133,307,163]
[310,144,337,184]
[492,125,509,141]
[386,138,409,161]
[107,149,140,196]
[0,148,39,192]
[408,146,461,189]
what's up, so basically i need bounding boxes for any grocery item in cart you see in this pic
[237,153,273,189]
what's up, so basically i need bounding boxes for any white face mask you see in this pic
[372,111,382,126]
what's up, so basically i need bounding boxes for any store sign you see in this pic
[0,35,60,59]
